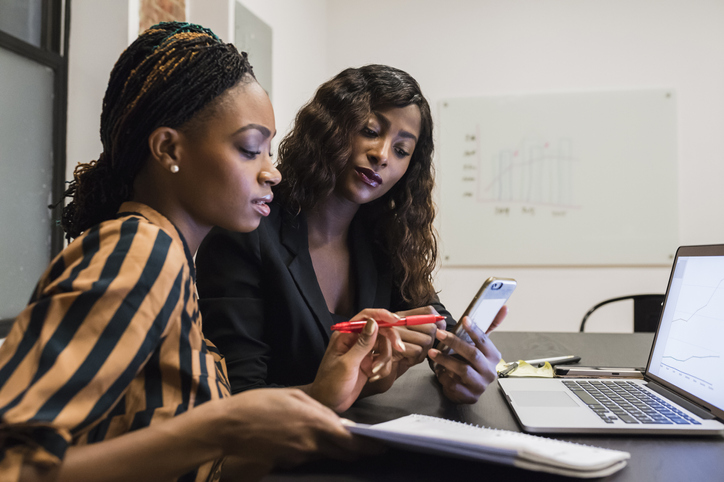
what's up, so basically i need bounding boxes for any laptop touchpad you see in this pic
[510,391,579,407]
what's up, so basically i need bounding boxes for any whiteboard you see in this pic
[437,90,678,266]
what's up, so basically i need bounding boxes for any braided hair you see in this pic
[61,22,255,239]
[275,65,438,307]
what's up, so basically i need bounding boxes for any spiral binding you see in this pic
[406,414,612,451]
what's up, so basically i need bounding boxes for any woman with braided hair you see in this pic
[196,65,508,406]
[0,22,395,482]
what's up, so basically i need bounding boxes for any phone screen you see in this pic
[468,297,508,334]
[442,277,515,357]
[455,297,506,346]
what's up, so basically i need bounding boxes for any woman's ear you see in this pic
[148,126,182,174]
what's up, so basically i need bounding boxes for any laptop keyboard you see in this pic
[563,380,702,425]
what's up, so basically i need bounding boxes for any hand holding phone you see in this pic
[430,278,513,403]
[440,277,516,356]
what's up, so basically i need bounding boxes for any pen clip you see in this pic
[498,362,518,378]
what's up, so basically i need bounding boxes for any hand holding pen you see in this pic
[329,311,446,397]
[312,309,407,412]
[331,314,446,333]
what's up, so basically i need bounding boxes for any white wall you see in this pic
[67,0,724,333]
[233,0,329,139]
[323,0,724,332]
[66,0,131,181]
[68,0,329,179]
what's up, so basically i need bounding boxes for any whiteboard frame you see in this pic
[436,89,678,267]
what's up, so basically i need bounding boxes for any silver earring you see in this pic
[170,165,179,173]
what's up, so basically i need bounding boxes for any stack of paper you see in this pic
[345,414,629,478]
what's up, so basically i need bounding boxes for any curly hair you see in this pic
[61,22,255,239]
[275,64,438,307]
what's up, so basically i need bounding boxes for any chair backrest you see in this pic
[579,294,665,332]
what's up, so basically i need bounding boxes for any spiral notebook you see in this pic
[344,414,629,478]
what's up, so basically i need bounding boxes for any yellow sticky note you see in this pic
[497,359,555,378]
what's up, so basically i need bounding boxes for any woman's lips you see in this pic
[252,194,273,216]
[354,166,383,187]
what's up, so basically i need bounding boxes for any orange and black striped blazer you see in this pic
[0,202,230,482]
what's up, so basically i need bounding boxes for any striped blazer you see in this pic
[0,202,230,482]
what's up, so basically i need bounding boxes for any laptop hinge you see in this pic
[645,382,716,420]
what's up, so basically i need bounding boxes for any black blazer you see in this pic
[196,202,453,393]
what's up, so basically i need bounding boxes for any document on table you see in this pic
[344,414,629,478]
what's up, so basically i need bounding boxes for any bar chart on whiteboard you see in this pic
[465,133,578,209]
[437,90,679,266]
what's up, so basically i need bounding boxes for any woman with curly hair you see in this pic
[196,64,506,405]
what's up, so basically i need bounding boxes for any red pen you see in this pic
[330,314,445,333]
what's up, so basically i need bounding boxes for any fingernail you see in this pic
[340,418,355,427]
[363,318,375,335]
[436,330,447,340]
[393,313,402,320]
[372,362,384,374]
[369,374,381,382]
[429,349,439,358]
[396,340,406,351]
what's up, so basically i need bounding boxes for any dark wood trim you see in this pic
[50,0,71,256]
[43,0,63,53]
[41,0,51,50]
[0,29,61,68]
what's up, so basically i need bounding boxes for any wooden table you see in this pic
[263,332,724,481]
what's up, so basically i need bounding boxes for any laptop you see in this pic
[499,244,724,435]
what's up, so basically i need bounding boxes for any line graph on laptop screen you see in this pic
[649,256,724,410]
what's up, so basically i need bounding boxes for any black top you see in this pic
[196,201,453,393]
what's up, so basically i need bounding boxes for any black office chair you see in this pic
[579,294,665,333]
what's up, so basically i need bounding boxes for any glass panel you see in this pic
[0,0,43,47]
[0,46,54,320]
[235,1,272,100]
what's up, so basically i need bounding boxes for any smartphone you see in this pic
[441,277,516,356]
[554,366,645,378]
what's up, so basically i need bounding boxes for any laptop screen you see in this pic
[648,248,724,414]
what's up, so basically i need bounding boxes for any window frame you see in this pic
[0,0,70,335]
